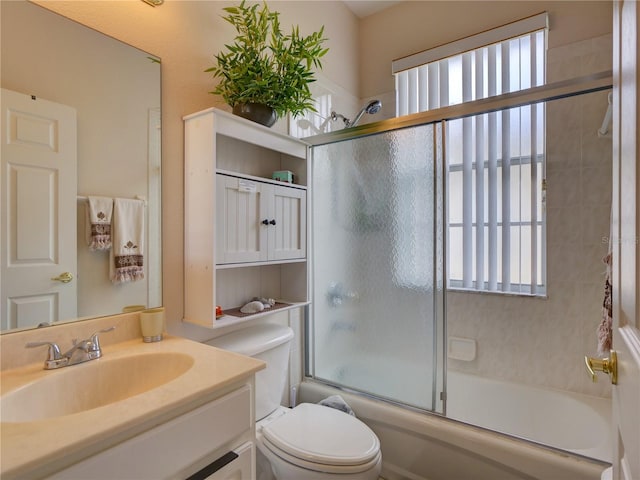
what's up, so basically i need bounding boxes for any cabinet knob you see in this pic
[269,219,277,226]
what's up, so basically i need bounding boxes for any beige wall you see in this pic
[32,0,360,340]
[359,1,613,99]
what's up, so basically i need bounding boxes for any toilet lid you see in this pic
[262,403,380,467]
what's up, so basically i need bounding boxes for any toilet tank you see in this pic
[205,323,294,420]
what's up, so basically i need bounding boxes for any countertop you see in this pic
[0,335,265,479]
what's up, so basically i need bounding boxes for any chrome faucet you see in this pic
[26,326,116,370]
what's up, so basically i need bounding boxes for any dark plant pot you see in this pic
[232,103,277,127]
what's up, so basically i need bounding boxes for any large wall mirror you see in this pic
[0,1,162,332]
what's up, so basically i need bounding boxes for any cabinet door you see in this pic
[216,175,269,264]
[268,185,306,261]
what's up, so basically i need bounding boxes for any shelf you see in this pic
[216,169,307,190]
[184,108,308,159]
[212,301,309,329]
[216,258,306,270]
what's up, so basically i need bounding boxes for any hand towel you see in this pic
[111,198,145,284]
[597,251,613,356]
[86,196,113,251]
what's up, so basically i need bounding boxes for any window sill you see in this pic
[447,286,548,299]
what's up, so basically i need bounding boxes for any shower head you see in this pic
[365,99,383,114]
[348,100,382,127]
[331,100,383,129]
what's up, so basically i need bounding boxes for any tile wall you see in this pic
[447,34,613,398]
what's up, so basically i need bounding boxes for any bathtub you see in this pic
[447,371,611,462]
[298,376,610,480]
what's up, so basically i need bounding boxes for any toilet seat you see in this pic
[261,436,382,475]
[261,403,381,474]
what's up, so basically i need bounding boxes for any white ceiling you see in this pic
[343,1,401,18]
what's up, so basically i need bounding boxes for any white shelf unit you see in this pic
[184,108,309,328]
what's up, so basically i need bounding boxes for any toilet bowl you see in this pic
[205,323,382,480]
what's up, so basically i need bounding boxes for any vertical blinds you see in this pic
[394,12,548,112]
[394,15,547,295]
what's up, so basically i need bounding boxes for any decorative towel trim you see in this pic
[597,252,613,357]
[86,196,113,251]
[113,249,144,283]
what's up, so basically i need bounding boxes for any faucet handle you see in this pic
[89,326,116,352]
[26,341,62,361]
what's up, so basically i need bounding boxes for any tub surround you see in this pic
[299,381,608,480]
[446,371,611,462]
[447,34,614,400]
[0,315,265,479]
[311,355,611,464]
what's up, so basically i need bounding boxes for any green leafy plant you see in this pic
[206,1,328,118]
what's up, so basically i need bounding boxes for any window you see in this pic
[288,91,333,138]
[394,14,547,295]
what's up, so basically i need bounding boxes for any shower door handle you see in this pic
[584,351,617,384]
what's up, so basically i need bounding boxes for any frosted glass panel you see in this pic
[310,124,444,412]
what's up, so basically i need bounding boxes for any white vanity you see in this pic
[0,314,264,480]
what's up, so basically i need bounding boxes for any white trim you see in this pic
[392,12,548,74]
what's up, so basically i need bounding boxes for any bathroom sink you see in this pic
[0,352,194,423]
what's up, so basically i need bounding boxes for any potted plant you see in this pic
[206,1,328,127]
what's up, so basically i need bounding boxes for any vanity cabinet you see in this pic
[48,383,255,480]
[184,108,309,328]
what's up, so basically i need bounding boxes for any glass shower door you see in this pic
[308,123,445,412]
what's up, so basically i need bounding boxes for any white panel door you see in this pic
[216,174,269,264]
[268,185,306,261]
[0,89,77,330]
[611,2,640,479]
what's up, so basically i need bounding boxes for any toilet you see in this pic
[205,323,382,480]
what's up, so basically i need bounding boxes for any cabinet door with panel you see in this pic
[216,174,269,264]
[216,174,306,265]
[268,184,306,261]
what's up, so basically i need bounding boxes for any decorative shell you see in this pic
[240,300,265,314]
[253,297,276,308]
